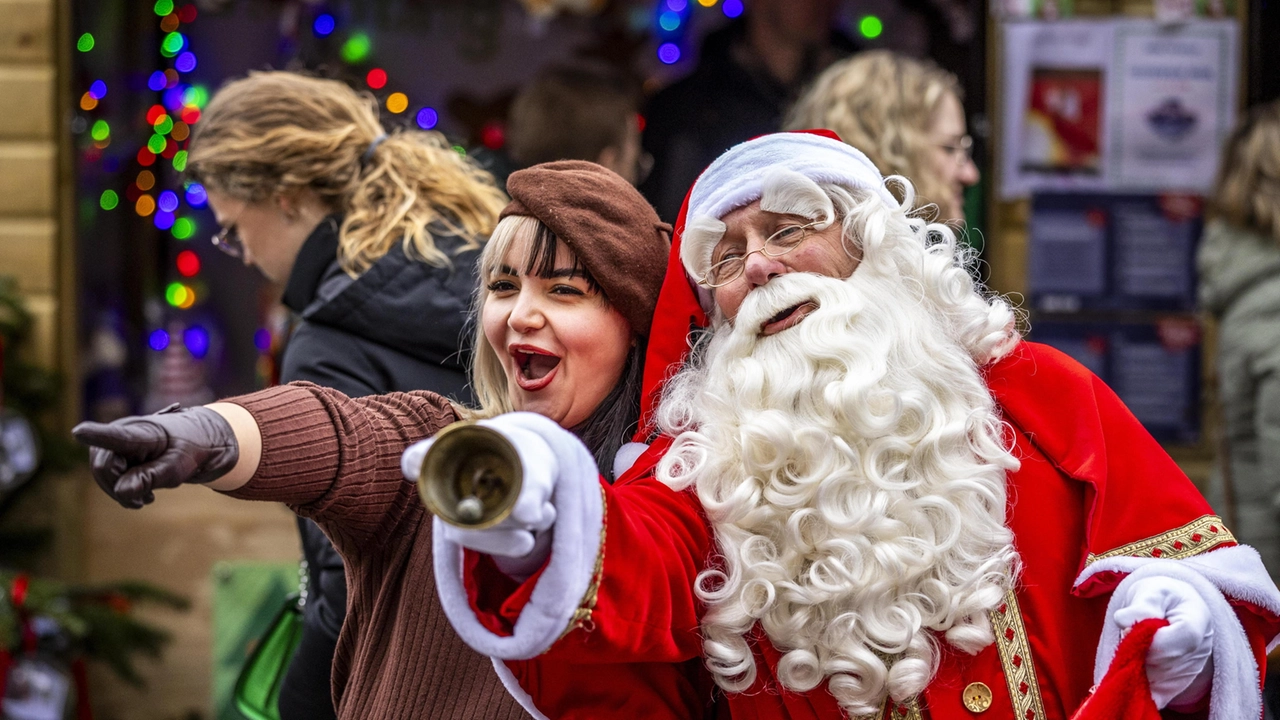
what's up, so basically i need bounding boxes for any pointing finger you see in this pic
[72,420,165,458]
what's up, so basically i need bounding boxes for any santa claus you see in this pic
[415,131,1280,720]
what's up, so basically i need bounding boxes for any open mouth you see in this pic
[760,300,819,336]
[510,345,562,391]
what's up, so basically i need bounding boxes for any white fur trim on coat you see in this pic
[434,446,604,660]
[1075,545,1280,720]
[685,133,897,231]
[492,658,550,720]
[612,441,649,480]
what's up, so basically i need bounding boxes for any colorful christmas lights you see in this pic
[859,15,884,39]
[341,33,371,63]
[416,107,439,130]
[313,13,336,36]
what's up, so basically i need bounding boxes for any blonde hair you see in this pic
[469,216,540,418]
[187,71,507,274]
[786,51,963,218]
[1211,100,1280,244]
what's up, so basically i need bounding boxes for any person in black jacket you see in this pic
[186,71,510,720]
[639,0,856,222]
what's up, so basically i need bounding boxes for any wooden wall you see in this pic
[83,489,300,720]
[0,0,65,377]
[0,2,301,717]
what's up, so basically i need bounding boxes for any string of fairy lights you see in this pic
[77,1,214,363]
[73,0,887,386]
[651,0,883,65]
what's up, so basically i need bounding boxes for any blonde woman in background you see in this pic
[1198,100,1280,593]
[786,50,979,224]
[185,71,511,720]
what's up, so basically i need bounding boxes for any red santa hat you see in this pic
[1069,618,1166,720]
[635,129,892,439]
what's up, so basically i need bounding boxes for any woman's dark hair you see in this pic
[573,340,645,480]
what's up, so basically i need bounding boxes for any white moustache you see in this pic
[729,272,860,342]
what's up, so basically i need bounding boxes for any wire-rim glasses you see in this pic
[937,134,974,165]
[698,220,824,289]
[211,217,244,259]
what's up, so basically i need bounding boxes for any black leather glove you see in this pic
[71,404,240,509]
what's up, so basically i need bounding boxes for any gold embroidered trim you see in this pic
[560,485,607,639]
[1085,514,1235,566]
[990,589,1048,720]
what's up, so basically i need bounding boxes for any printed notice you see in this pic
[1108,22,1237,191]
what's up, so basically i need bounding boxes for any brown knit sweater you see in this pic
[224,382,529,720]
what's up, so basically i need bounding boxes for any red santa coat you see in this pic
[433,141,1280,718]
[441,340,1280,720]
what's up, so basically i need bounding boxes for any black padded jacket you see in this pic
[275,216,478,720]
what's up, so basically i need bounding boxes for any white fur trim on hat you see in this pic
[681,133,897,280]
[687,133,896,223]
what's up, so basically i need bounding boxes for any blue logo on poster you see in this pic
[1146,98,1197,141]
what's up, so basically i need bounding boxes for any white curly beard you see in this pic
[656,271,1021,717]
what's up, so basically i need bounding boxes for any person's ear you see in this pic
[275,192,299,221]
[596,145,621,175]
[276,188,308,221]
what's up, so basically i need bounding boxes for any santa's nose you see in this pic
[742,250,787,287]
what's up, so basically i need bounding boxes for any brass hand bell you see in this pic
[416,421,524,529]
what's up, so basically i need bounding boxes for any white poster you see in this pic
[999,18,1238,199]
[1107,21,1238,192]
[1000,20,1114,199]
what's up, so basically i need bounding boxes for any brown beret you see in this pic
[500,160,671,336]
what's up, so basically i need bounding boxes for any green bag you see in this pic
[232,594,304,720]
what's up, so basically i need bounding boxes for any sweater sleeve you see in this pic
[220,381,458,552]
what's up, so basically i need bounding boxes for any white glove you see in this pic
[1111,576,1214,709]
[403,412,586,560]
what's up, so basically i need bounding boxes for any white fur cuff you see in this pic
[434,451,604,660]
[1076,545,1280,720]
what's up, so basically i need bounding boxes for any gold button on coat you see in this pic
[962,682,993,713]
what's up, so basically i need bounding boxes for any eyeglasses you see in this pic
[211,212,244,258]
[698,221,824,289]
[937,135,974,164]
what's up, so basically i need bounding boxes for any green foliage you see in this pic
[0,276,82,472]
[0,278,187,685]
[0,276,86,565]
[0,571,190,686]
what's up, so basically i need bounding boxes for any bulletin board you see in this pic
[985,0,1249,464]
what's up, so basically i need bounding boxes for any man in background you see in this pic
[507,65,647,185]
[640,0,856,220]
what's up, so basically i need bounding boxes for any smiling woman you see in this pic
[480,216,633,430]
[467,162,669,473]
[71,160,671,719]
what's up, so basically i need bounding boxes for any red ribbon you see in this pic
[72,656,94,720]
[0,648,11,702]
[8,573,36,654]
[11,573,28,608]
